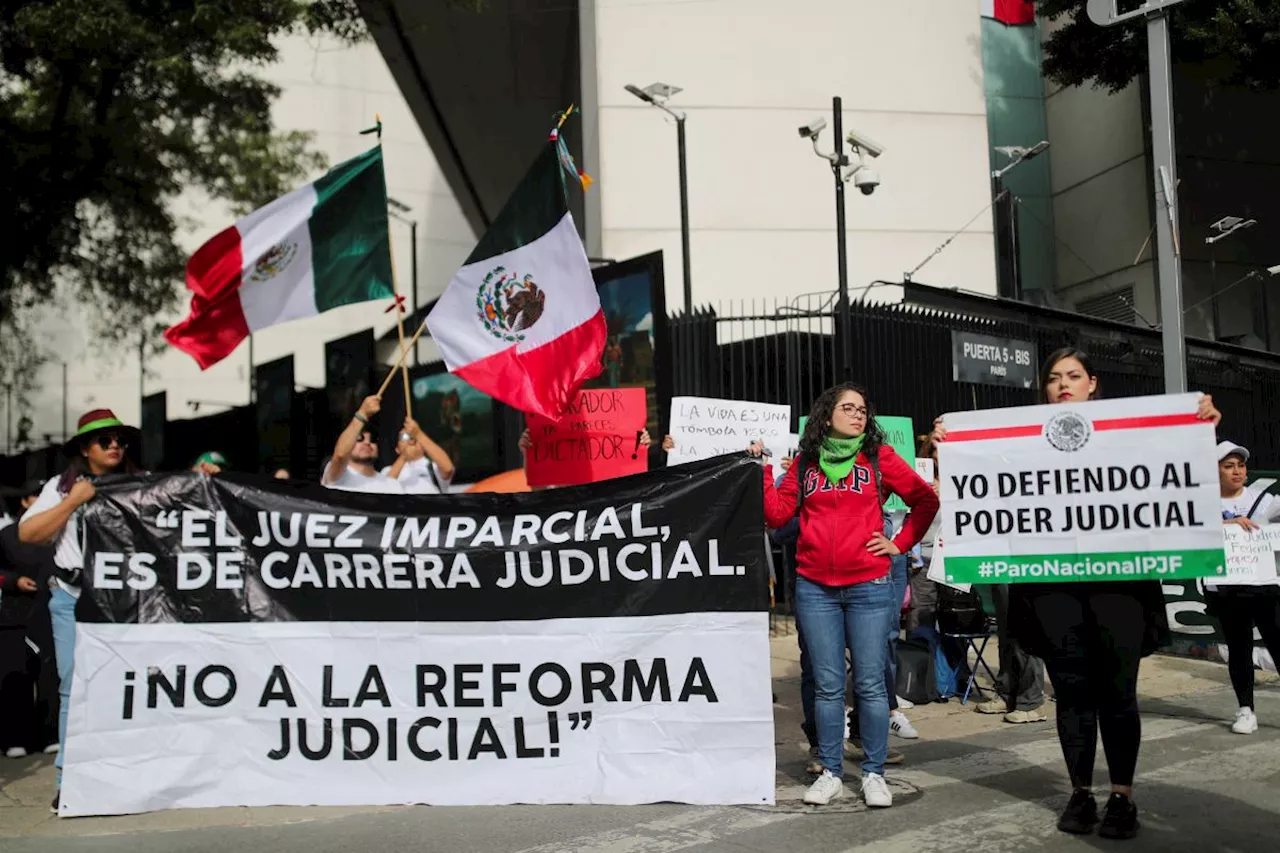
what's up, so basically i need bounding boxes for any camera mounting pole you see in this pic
[832,96,852,380]
[1087,0,1192,392]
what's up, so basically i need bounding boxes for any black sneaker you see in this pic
[50,790,59,815]
[1098,792,1140,840]
[1057,789,1098,834]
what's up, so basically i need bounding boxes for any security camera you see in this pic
[853,168,880,195]
[798,116,827,139]
[846,129,885,159]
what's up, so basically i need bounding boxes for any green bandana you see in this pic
[819,434,866,484]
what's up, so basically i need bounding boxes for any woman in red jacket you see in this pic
[754,382,938,809]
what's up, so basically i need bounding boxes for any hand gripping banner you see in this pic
[63,456,773,816]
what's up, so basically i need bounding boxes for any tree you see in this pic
[0,0,370,364]
[1041,0,1280,93]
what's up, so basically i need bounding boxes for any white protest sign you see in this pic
[925,535,971,592]
[1216,525,1280,586]
[937,393,1225,585]
[668,397,791,465]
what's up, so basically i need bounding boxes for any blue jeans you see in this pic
[795,574,896,777]
[885,554,909,711]
[49,584,77,786]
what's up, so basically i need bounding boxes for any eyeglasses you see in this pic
[835,403,868,419]
[94,432,125,449]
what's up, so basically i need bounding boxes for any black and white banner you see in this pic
[64,457,773,816]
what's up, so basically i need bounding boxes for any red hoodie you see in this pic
[763,446,939,587]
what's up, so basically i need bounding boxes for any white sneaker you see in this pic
[890,710,919,739]
[862,772,893,808]
[43,743,60,755]
[803,770,846,805]
[4,747,28,759]
[896,695,915,710]
[1232,707,1259,735]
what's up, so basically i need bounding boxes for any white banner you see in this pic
[64,614,774,816]
[937,394,1225,585]
[1216,525,1280,586]
[668,397,791,465]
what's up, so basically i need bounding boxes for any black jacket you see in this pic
[0,524,54,627]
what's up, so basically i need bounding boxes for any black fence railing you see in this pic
[669,282,1280,461]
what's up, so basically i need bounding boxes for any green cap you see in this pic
[194,451,227,467]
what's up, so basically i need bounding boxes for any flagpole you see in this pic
[367,112,415,416]
[376,320,430,398]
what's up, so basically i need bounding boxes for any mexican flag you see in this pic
[981,0,1035,25]
[426,137,605,421]
[166,147,393,369]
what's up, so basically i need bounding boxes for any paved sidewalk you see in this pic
[2,624,1274,849]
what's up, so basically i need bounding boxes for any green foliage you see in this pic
[0,0,368,357]
[1041,0,1280,93]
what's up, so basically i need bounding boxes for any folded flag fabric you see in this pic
[980,0,1035,26]
[166,147,393,369]
[426,135,605,421]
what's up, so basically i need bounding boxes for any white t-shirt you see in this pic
[380,458,454,495]
[1212,483,1280,589]
[21,478,86,596]
[322,462,404,494]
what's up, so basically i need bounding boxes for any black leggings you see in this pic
[1210,588,1280,710]
[1029,587,1146,788]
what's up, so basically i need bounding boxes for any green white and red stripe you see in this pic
[426,137,605,420]
[166,147,393,369]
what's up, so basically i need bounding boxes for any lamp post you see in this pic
[388,198,420,365]
[625,82,692,312]
[991,141,1050,301]
[1088,0,1191,391]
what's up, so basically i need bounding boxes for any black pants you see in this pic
[1029,587,1145,788]
[991,583,1046,711]
[0,626,42,752]
[1210,588,1280,710]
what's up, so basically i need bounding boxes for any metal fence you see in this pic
[669,281,1280,461]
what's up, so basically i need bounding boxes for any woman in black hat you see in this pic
[19,409,139,812]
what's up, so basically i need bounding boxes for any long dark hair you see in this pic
[58,444,141,494]
[798,382,885,459]
[1039,347,1100,403]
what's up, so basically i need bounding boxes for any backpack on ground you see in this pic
[894,637,941,705]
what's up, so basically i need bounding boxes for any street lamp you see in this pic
[1088,0,1191,391]
[387,197,419,365]
[991,141,1049,301]
[799,100,886,379]
[625,82,692,312]
[1205,215,1258,337]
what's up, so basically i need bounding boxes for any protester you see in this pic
[1,480,58,759]
[18,409,140,812]
[191,451,226,474]
[932,348,1221,839]
[380,418,456,494]
[1205,440,1280,735]
[321,395,407,494]
[753,382,939,809]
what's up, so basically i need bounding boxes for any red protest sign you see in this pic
[526,388,648,487]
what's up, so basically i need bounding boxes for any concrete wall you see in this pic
[16,34,475,451]
[588,0,997,312]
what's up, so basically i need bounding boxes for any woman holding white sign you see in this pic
[1205,441,1280,736]
[933,348,1220,840]
[751,383,938,809]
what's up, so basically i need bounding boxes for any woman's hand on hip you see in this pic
[866,532,901,556]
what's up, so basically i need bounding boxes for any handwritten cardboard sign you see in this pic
[668,397,792,465]
[1219,524,1280,586]
[526,388,648,487]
